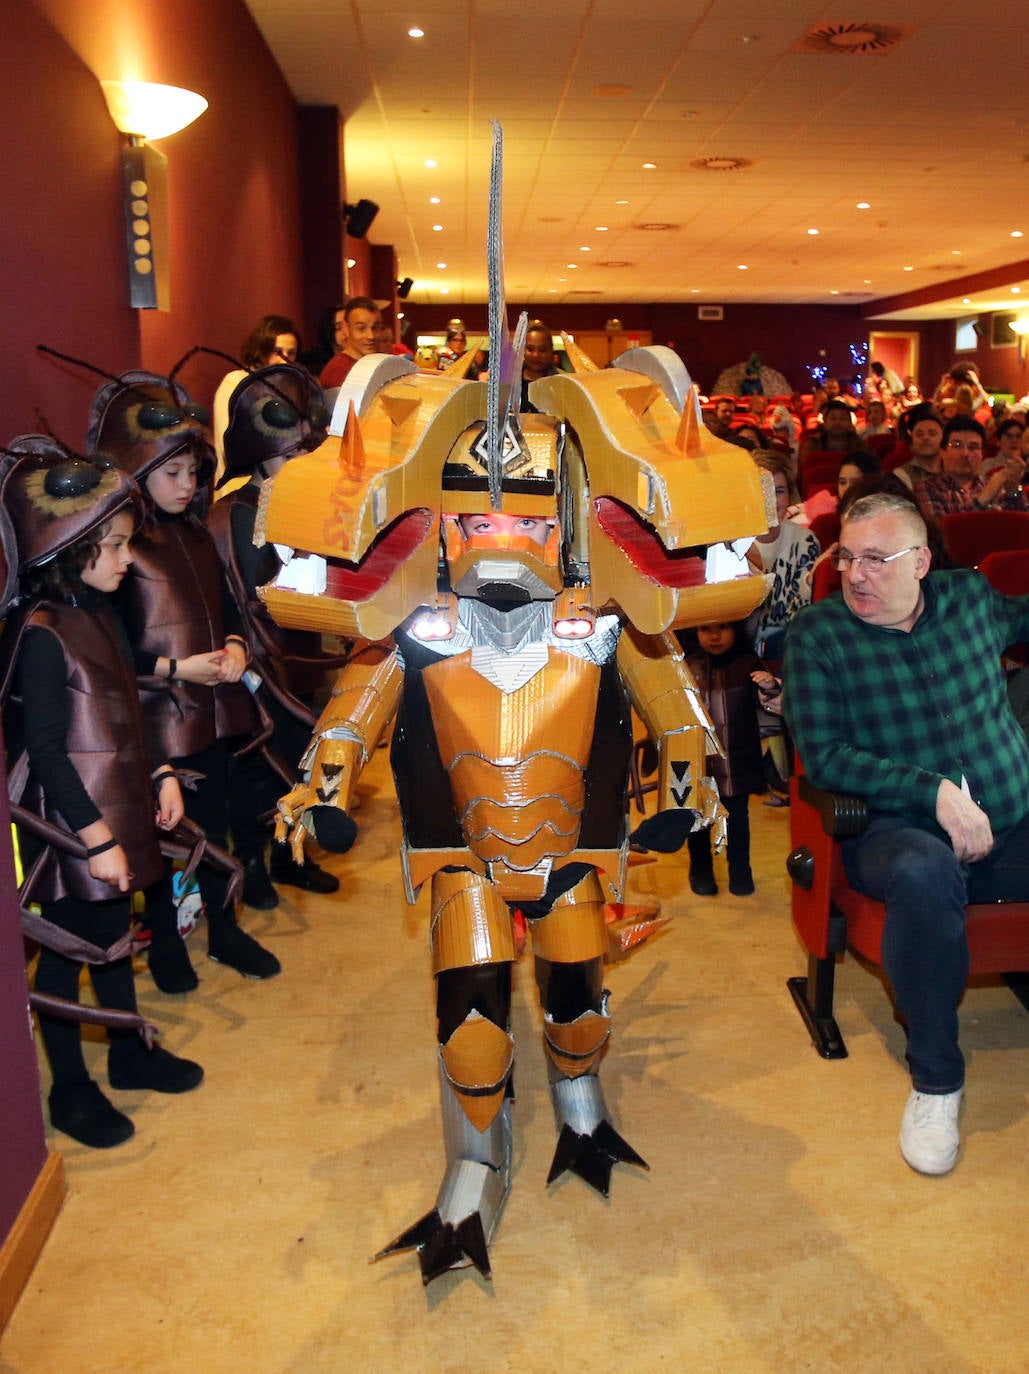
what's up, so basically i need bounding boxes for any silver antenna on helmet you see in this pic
[485,121,527,510]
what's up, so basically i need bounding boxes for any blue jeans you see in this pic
[841,813,1029,1094]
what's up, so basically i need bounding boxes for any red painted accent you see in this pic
[594,498,706,587]
[322,509,434,601]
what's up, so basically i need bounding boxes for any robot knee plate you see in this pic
[431,869,515,975]
[529,868,608,963]
[440,1010,515,1132]
[544,1006,611,1078]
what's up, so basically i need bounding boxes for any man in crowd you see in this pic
[799,398,865,461]
[520,322,562,410]
[917,415,1029,518]
[318,297,382,389]
[785,491,1029,1175]
[894,404,944,491]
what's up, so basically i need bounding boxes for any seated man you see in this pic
[918,415,1029,518]
[799,399,865,461]
[784,492,1029,1176]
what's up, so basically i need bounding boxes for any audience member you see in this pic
[785,490,1029,1175]
[705,396,738,441]
[318,297,382,389]
[933,361,989,411]
[799,399,864,460]
[300,304,345,375]
[894,405,944,491]
[869,359,904,403]
[746,450,819,660]
[982,416,1026,476]
[859,399,891,438]
[683,622,781,897]
[241,315,301,369]
[521,322,562,410]
[917,415,1029,518]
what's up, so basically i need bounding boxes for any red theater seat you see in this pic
[786,773,1029,1058]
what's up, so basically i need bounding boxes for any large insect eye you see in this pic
[44,460,101,499]
[137,402,183,430]
[182,402,210,425]
[261,399,297,429]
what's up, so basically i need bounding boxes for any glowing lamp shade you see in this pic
[101,81,208,141]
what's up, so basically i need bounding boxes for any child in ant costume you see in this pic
[0,440,203,1148]
[86,371,281,986]
[206,363,348,902]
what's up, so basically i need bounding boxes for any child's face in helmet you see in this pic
[459,512,552,547]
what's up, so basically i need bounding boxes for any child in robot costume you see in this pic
[0,440,204,1149]
[251,125,774,1285]
[86,370,281,987]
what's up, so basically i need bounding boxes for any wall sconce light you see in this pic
[1009,314,1029,362]
[101,80,208,310]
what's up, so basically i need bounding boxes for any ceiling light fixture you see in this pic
[807,228,819,236]
[408,27,424,38]
[424,159,436,168]
[1013,230,1025,238]
[903,265,914,271]
[962,298,971,305]
[595,226,609,231]
[580,246,591,251]
[737,264,748,271]
[856,201,871,209]
[429,196,440,204]
[642,162,656,169]
[432,224,443,231]
[1012,286,1022,294]
[615,199,629,205]
[436,262,446,269]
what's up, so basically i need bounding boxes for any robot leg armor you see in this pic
[530,869,649,1195]
[376,869,515,1284]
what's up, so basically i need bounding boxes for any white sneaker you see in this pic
[899,1088,963,1175]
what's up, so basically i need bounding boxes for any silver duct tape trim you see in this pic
[439,1066,513,1173]
[435,1158,509,1238]
[549,1072,609,1137]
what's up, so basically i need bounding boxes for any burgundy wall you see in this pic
[0,739,48,1245]
[0,0,306,444]
[411,300,945,396]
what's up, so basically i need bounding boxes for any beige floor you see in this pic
[2,750,1027,1374]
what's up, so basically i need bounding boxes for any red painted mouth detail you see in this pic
[593,497,707,588]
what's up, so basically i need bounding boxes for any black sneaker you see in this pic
[148,935,199,994]
[242,855,279,910]
[49,1080,134,1148]
[109,1042,204,1093]
[269,852,340,894]
[207,920,281,979]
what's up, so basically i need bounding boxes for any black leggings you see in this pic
[34,895,138,1088]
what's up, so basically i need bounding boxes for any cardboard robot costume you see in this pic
[253,126,774,1283]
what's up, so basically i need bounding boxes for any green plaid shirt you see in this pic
[783,570,1029,833]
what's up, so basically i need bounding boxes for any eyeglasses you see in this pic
[831,546,922,573]
[946,439,982,452]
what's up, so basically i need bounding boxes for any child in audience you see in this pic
[0,441,203,1148]
[683,622,781,896]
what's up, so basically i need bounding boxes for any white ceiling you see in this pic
[245,0,1029,320]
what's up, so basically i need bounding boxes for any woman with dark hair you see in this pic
[300,305,345,376]
[240,314,302,370]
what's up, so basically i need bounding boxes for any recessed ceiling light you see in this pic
[408,27,424,38]
[558,277,566,282]
[548,289,557,293]
[737,264,748,271]
[952,249,962,255]
[567,263,578,269]
[682,110,698,119]
[1012,286,1022,294]
[429,196,440,204]
[595,226,609,232]
[807,228,819,236]
[592,84,633,98]
[962,298,972,304]
[856,201,871,209]
[830,289,839,295]
[440,287,449,294]
[1013,230,1025,238]
[580,246,591,252]
[642,162,656,169]
[432,224,443,231]
[615,199,629,205]
[903,265,914,271]
[436,262,446,269]
[690,288,700,293]
[424,159,437,168]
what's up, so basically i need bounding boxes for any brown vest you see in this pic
[122,518,256,756]
[21,602,165,903]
